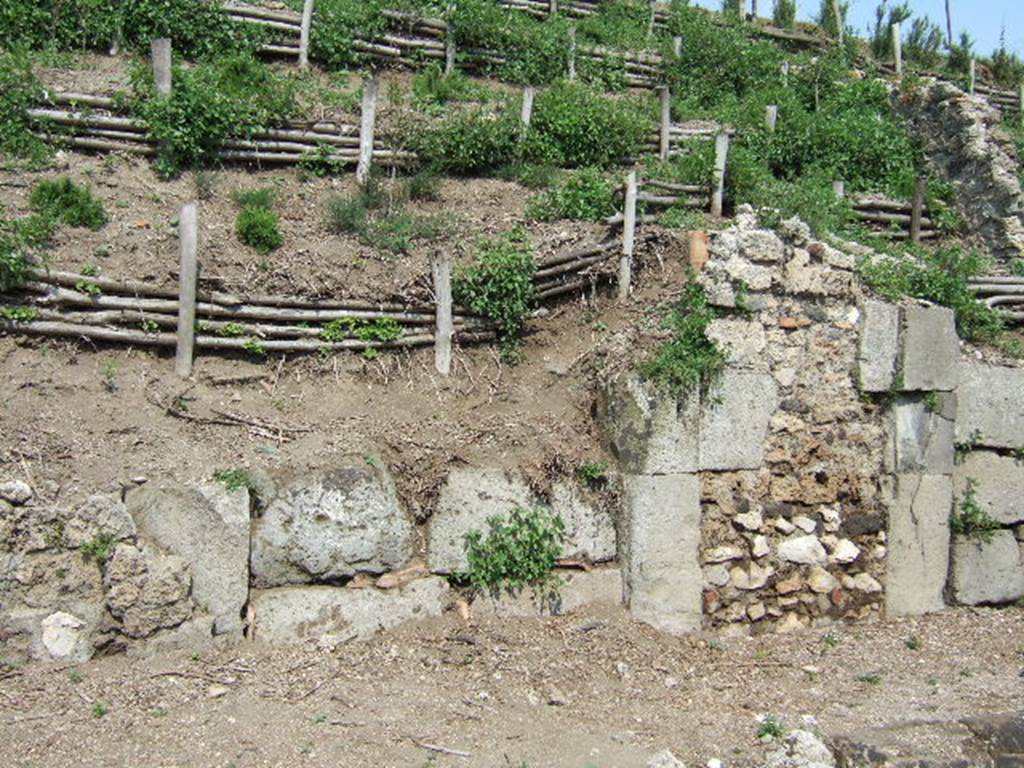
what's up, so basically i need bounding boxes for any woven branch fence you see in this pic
[849,193,939,242]
[968,277,1024,323]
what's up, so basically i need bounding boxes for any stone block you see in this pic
[473,567,622,617]
[699,371,778,470]
[891,394,956,475]
[128,483,250,635]
[597,376,699,475]
[956,363,1024,448]
[428,468,535,573]
[251,464,412,588]
[900,304,958,392]
[104,543,193,639]
[706,319,767,370]
[857,300,900,393]
[951,531,1024,605]
[548,482,617,563]
[886,474,951,616]
[251,578,450,646]
[953,451,1024,525]
[621,475,702,635]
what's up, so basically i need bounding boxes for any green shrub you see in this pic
[495,162,560,189]
[300,0,388,70]
[29,178,107,230]
[857,246,1004,342]
[80,532,115,563]
[772,0,796,29]
[326,194,370,234]
[639,281,726,395]
[131,53,295,177]
[414,104,519,174]
[817,0,848,38]
[0,52,49,162]
[453,229,536,352]
[412,64,490,108]
[905,17,944,69]
[236,206,282,254]
[870,1,912,61]
[213,468,257,492]
[232,187,275,210]
[405,168,442,201]
[459,507,566,597]
[951,479,1000,543]
[576,461,609,489]
[526,167,616,222]
[524,82,648,168]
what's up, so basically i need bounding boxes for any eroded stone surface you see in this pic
[901,304,958,392]
[951,531,1024,606]
[857,300,900,393]
[104,543,193,639]
[886,474,951,616]
[954,451,1024,526]
[956,363,1024,449]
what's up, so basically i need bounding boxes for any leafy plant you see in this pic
[951,479,1000,543]
[80,532,116,563]
[856,672,883,685]
[236,206,283,255]
[526,167,616,222]
[91,701,109,719]
[415,103,519,175]
[30,178,107,230]
[758,714,785,740]
[0,51,49,162]
[213,468,257,492]
[0,306,36,322]
[453,229,536,355]
[459,506,566,597]
[772,0,796,30]
[638,282,726,396]
[576,461,609,489]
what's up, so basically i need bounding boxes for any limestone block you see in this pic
[706,319,767,369]
[103,543,193,639]
[428,468,535,573]
[251,464,412,587]
[900,304,958,392]
[548,482,617,563]
[886,474,951,616]
[951,531,1024,605]
[699,371,778,470]
[128,483,249,635]
[956,362,1024,448]
[891,394,956,475]
[953,451,1024,525]
[857,300,900,393]
[63,494,137,548]
[251,578,450,645]
[473,567,622,617]
[597,376,699,475]
[621,475,702,635]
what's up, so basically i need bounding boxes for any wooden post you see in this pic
[619,171,637,301]
[444,28,456,74]
[548,0,558,14]
[658,86,671,162]
[568,26,576,81]
[892,22,902,76]
[520,86,535,139]
[356,76,379,187]
[831,0,844,44]
[749,0,757,21]
[909,176,926,244]
[432,253,453,376]
[1019,82,1024,128]
[968,58,976,95]
[781,61,790,87]
[765,104,778,132]
[151,38,172,97]
[298,0,315,69]
[175,203,198,379]
[673,35,683,58]
[832,180,846,199]
[711,132,730,218]
[647,0,656,37]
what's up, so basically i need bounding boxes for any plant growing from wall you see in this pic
[950,479,1000,543]
[639,281,726,395]
[459,506,566,598]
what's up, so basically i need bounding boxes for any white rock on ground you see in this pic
[646,750,686,768]
[764,729,836,768]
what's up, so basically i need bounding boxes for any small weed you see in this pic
[80,532,115,563]
[151,707,168,718]
[0,306,36,322]
[926,676,939,687]
[242,338,266,356]
[67,668,82,684]
[576,461,609,489]
[30,177,106,230]
[922,391,939,414]
[101,358,119,392]
[363,454,379,467]
[822,630,840,650]
[213,469,256,492]
[856,673,883,686]
[905,636,922,651]
[79,263,99,277]
[75,279,102,296]
[93,245,111,259]
[192,171,216,200]
[362,347,380,361]
[311,713,328,724]
[232,187,275,210]
[236,206,282,255]
[757,714,784,740]
[140,318,160,334]
[950,479,999,543]
[217,322,246,338]
[91,701,109,719]
[405,168,441,201]
[708,638,724,652]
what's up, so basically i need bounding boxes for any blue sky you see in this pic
[689,1,1024,55]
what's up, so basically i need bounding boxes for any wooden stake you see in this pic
[647,0,656,37]
[892,22,902,76]
[151,38,172,97]
[548,0,558,14]
[833,180,846,199]
[444,28,456,74]
[432,253,453,376]
[658,87,671,162]
[711,133,730,218]
[619,171,637,301]
[175,203,198,378]
[765,104,778,132]
[520,86,535,138]
[298,0,315,68]
[749,0,758,21]
[781,61,790,86]
[568,26,576,81]
[356,76,379,187]
[1019,82,1024,128]
[968,59,976,95]
[673,36,682,58]
[831,0,844,44]
[909,176,926,244]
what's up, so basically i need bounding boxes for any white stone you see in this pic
[792,516,817,534]
[730,562,774,591]
[829,539,861,565]
[704,565,731,588]
[646,750,686,768]
[700,371,779,471]
[0,480,32,505]
[777,536,827,565]
[734,508,764,532]
[752,535,770,559]
[901,304,958,392]
[765,729,836,768]
[773,517,796,534]
[40,611,90,661]
[807,566,838,594]
[704,546,744,563]
[549,482,617,563]
[851,573,882,593]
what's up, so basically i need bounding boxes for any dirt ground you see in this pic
[1,605,1022,768]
